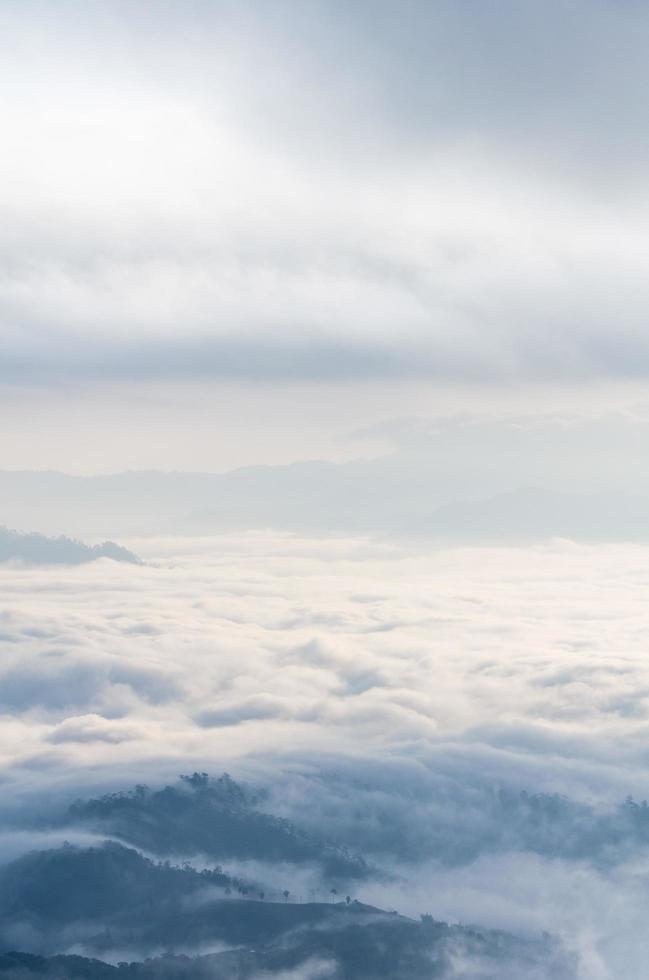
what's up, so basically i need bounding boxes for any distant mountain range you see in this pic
[400,486,649,542]
[0,466,645,542]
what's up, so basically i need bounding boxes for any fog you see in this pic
[7,405,649,541]
[0,534,647,975]
[3,533,649,800]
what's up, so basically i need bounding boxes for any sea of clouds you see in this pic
[2,533,648,793]
[3,533,649,976]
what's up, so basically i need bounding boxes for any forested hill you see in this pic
[0,837,577,976]
[66,772,369,881]
[0,917,575,980]
[0,526,138,565]
[0,772,600,978]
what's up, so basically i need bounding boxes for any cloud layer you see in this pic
[3,1,649,383]
[2,534,649,975]
[2,533,649,802]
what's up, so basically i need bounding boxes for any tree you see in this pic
[346,895,351,905]
[181,772,209,790]
[330,888,338,903]
[283,889,290,903]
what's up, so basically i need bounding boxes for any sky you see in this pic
[3,0,649,472]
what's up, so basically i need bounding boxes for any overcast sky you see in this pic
[2,0,649,471]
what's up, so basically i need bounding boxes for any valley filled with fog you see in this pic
[0,532,648,976]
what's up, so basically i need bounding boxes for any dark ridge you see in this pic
[0,916,577,979]
[0,839,393,957]
[66,773,369,882]
[0,526,139,565]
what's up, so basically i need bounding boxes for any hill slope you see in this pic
[0,526,139,565]
[66,773,368,882]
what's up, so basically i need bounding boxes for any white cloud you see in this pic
[0,533,648,803]
[2,533,649,974]
[2,1,649,385]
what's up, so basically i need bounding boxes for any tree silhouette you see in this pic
[330,888,338,903]
[282,889,290,903]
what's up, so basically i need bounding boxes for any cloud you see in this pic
[47,714,140,744]
[358,851,649,980]
[0,663,109,713]
[0,531,647,810]
[2,532,649,973]
[0,659,180,716]
[2,1,649,385]
[197,695,294,728]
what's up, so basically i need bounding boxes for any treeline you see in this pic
[0,526,139,565]
[0,841,366,956]
[0,914,576,980]
[67,773,369,881]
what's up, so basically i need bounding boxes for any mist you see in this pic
[0,534,646,974]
